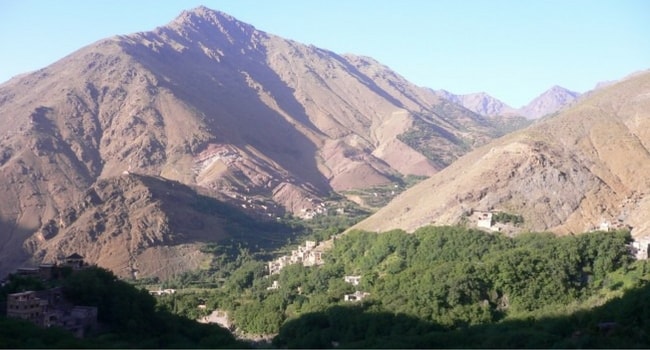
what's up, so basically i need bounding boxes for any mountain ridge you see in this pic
[436,85,581,119]
[0,6,517,278]
[354,71,650,238]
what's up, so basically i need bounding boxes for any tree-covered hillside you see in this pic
[3,226,647,348]
[161,225,649,348]
[0,267,247,348]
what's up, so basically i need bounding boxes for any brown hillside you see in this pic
[24,173,289,280]
[354,70,650,238]
[25,174,220,279]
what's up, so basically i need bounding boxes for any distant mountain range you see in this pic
[355,70,650,238]
[436,85,581,119]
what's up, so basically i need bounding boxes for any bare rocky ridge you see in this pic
[436,90,518,117]
[437,85,581,119]
[354,71,650,238]
[0,6,516,278]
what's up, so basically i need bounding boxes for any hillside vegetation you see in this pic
[0,267,247,348]
[3,226,648,348]
[151,226,649,348]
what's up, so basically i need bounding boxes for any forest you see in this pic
[0,267,246,348]
[1,225,649,348]
[156,225,649,348]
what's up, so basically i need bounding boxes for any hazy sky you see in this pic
[1,0,648,107]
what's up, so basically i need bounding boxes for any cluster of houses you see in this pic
[3,253,98,338]
[266,273,370,302]
[477,211,650,261]
[298,198,329,220]
[6,288,97,338]
[267,240,324,275]
[7,253,86,282]
[342,275,370,302]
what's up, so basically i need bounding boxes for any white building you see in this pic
[477,212,493,229]
[630,238,650,260]
[344,291,370,302]
[267,280,280,290]
[344,275,361,286]
[599,220,611,232]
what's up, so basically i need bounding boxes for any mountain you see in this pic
[0,6,512,277]
[518,85,580,119]
[354,71,650,238]
[436,90,518,117]
[23,173,291,279]
[438,86,580,119]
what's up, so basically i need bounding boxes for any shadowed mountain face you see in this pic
[355,71,650,237]
[0,7,515,278]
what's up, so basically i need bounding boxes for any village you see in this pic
[266,240,325,275]
[473,210,650,259]
[5,216,648,340]
[1,254,98,338]
[264,240,370,302]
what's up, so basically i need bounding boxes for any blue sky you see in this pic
[1,0,648,107]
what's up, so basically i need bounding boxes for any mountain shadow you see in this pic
[274,280,650,348]
[0,219,38,278]
[26,173,298,280]
[0,266,249,348]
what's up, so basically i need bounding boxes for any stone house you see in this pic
[344,291,370,302]
[6,291,49,327]
[63,253,86,270]
[344,275,361,286]
[6,287,97,338]
[630,238,650,260]
[15,263,57,281]
[267,255,291,275]
[476,212,493,229]
[303,250,323,266]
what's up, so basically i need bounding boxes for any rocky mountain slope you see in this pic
[354,71,650,238]
[0,6,514,277]
[25,173,289,279]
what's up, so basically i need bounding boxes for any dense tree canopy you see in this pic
[207,225,643,347]
[3,225,644,348]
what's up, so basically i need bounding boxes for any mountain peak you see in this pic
[434,90,517,117]
[548,85,577,94]
[169,6,256,37]
[517,85,580,119]
[176,6,233,23]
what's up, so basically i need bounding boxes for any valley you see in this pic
[0,5,649,349]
